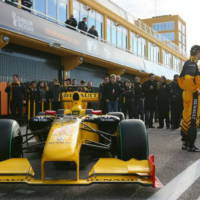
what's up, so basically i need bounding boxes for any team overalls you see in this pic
[178,57,200,149]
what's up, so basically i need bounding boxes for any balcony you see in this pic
[0,1,179,79]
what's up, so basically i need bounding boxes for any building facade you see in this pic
[0,0,188,114]
[142,15,187,57]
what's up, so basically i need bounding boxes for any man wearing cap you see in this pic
[178,45,200,152]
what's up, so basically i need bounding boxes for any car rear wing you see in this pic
[61,92,99,102]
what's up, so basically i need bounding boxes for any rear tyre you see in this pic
[107,112,125,120]
[0,119,22,161]
[117,119,149,161]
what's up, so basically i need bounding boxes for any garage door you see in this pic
[0,44,61,82]
[70,63,107,87]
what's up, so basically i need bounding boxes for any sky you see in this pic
[112,0,199,55]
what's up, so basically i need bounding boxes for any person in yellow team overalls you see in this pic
[178,45,200,152]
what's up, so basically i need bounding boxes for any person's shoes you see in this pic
[149,126,155,128]
[182,144,188,150]
[187,146,200,152]
[157,126,163,129]
[166,124,170,129]
[182,141,189,150]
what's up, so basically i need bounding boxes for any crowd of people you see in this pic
[99,73,183,130]
[4,73,183,130]
[4,73,183,129]
[5,75,97,123]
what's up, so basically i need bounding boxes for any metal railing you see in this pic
[1,0,182,73]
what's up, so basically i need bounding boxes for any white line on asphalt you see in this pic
[196,196,200,200]
[147,159,200,200]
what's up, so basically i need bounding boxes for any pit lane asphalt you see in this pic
[0,127,199,200]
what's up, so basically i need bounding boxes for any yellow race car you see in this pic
[0,91,157,187]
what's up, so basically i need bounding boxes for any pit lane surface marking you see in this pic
[196,196,200,200]
[148,159,200,200]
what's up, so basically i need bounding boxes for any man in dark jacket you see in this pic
[121,81,135,119]
[168,74,183,129]
[65,15,77,29]
[27,81,38,118]
[105,74,120,112]
[21,0,32,11]
[49,79,61,111]
[88,26,98,38]
[142,73,157,128]
[157,76,170,129]
[99,76,110,114]
[116,75,124,112]
[5,74,26,124]
[134,76,144,120]
[78,17,88,33]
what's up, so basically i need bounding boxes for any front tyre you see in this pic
[117,119,149,161]
[0,119,22,161]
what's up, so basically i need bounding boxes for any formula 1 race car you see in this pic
[0,91,157,187]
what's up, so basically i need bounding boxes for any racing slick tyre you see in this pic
[0,119,22,161]
[107,112,125,120]
[118,119,149,161]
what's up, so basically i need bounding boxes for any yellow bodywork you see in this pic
[0,91,154,186]
[89,158,150,175]
[0,158,34,176]
[62,92,99,110]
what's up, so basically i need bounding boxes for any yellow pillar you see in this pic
[159,48,163,64]
[62,56,83,80]
[18,0,21,8]
[68,0,74,18]
[145,40,149,60]
[0,34,9,49]
[103,15,107,41]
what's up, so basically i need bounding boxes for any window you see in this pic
[111,22,117,46]
[138,37,142,56]
[148,42,159,63]
[117,26,122,48]
[122,27,128,49]
[88,10,95,28]
[47,0,57,20]
[73,0,103,38]
[33,0,68,22]
[80,3,88,20]
[107,18,128,49]
[152,21,175,31]
[107,19,111,42]
[131,32,146,57]
[73,0,80,21]
[34,0,46,14]
[131,32,138,54]
[179,32,182,43]
[57,0,68,22]
[173,56,181,72]
[160,32,175,41]
[182,24,186,35]
[96,13,103,38]
[163,50,172,67]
